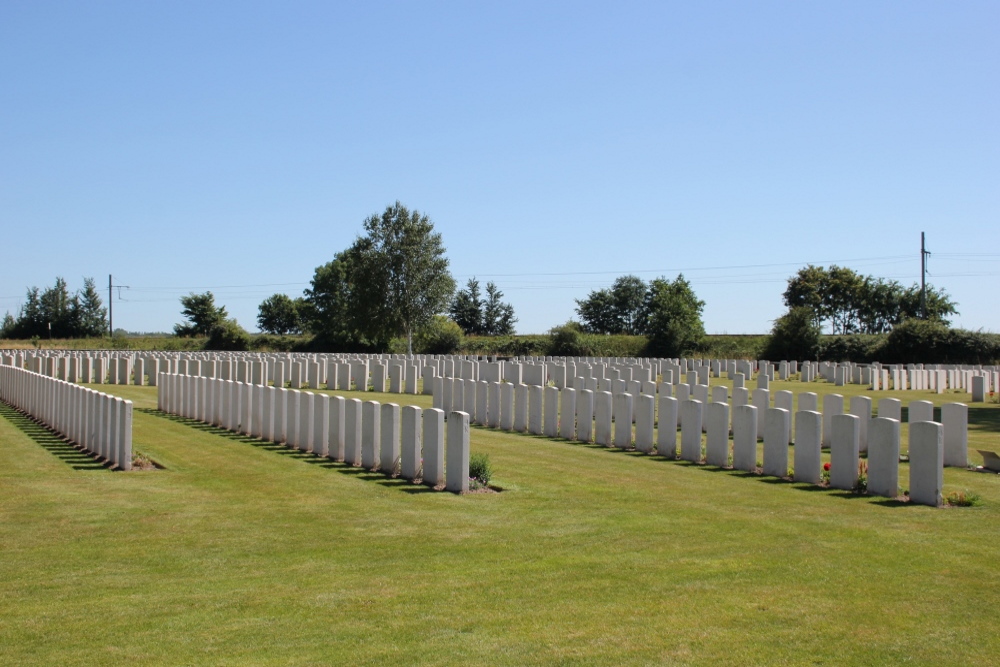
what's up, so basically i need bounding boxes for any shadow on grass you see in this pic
[492,424,920,506]
[969,405,1000,431]
[137,408,438,494]
[0,401,110,471]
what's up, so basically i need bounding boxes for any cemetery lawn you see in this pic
[1,381,999,665]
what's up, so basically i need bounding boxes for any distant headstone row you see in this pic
[3,350,996,402]
[0,365,133,469]
[431,378,965,506]
[156,373,471,492]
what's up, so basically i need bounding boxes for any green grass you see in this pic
[1,378,999,665]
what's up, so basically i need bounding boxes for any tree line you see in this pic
[782,264,956,334]
[1,277,108,339]
[248,202,517,350]
[573,274,707,357]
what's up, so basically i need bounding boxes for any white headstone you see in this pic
[793,410,822,484]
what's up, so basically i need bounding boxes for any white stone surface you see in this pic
[380,403,400,474]
[446,411,470,493]
[680,399,703,462]
[867,417,900,498]
[423,408,445,486]
[878,398,901,422]
[635,394,655,453]
[705,401,730,466]
[822,394,844,448]
[763,408,790,477]
[909,421,943,506]
[732,405,758,471]
[793,410,822,483]
[595,390,613,446]
[908,400,934,424]
[577,389,594,443]
[544,386,560,437]
[830,414,860,490]
[613,392,633,448]
[344,398,363,465]
[941,402,968,467]
[401,405,422,480]
[849,396,872,453]
[560,388,577,440]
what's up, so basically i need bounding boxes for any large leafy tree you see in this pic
[576,274,649,335]
[575,288,617,334]
[645,274,705,357]
[257,293,303,335]
[783,265,956,334]
[301,249,367,348]
[350,202,455,354]
[763,306,822,361]
[174,291,227,337]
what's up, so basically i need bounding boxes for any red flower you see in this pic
[823,462,831,471]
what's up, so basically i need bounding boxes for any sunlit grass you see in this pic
[0,378,997,665]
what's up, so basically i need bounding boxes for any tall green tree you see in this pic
[576,274,649,335]
[13,287,44,338]
[575,288,617,334]
[350,202,455,354]
[1,313,15,338]
[3,277,106,339]
[257,293,303,335]
[174,292,227,337]
[449,278,517,336]
[763,306,822,361]
[783,264,956,334]
[645,274,705,357]
[40,277,73,337]
[75,277,108,337]
[482,282,516,336]
[301,248,371,350]
[449,278,484,334]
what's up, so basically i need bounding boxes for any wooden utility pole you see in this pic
[920,233,931,319]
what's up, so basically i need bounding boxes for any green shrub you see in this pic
[469,453,493,486]
[818,334,883,363]
[548,321,592,357]
[414,316,464,355]
[945,490,982,507]
[880,319,950,364]
[699,335,767,360]
[763,307,822,362]
[205,319,251,351]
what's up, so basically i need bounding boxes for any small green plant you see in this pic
[854,461,868,494]
[30,335,40,349]
[822,462,831,484]
[945,490,982,507]
[469,452,493,487]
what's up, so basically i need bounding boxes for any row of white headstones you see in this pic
[431,377,964,505]
[0,365,133,470]
[157,373,472,492]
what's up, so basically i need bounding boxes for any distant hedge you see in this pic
[806,323,1000,365]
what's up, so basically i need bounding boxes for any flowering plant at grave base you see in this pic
[822,462,830,484]
[855,461,868,494]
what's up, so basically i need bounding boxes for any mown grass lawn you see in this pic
[1,379,998,665]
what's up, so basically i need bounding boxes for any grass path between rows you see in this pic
[1,380,998,665]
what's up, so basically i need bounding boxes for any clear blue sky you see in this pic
[2,1,997,335]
